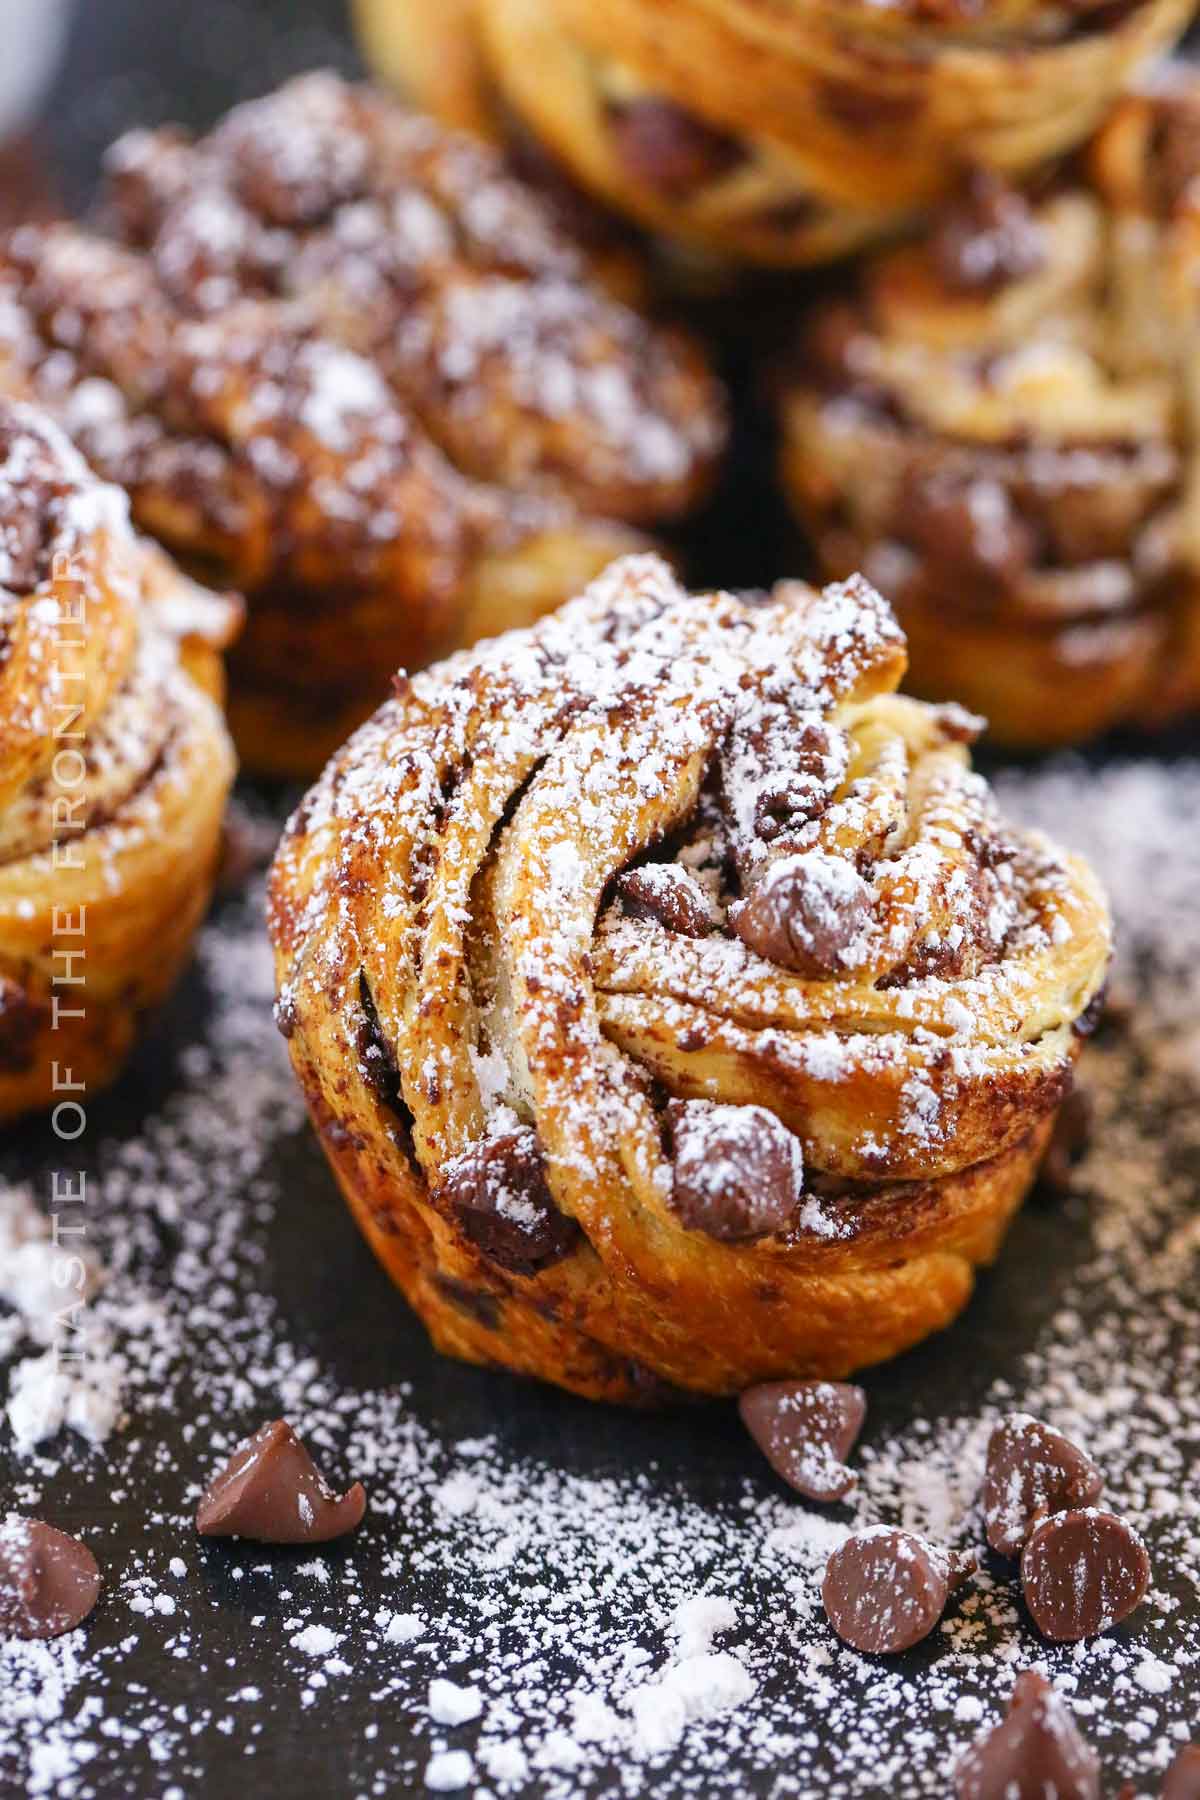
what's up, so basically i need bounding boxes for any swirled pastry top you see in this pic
[99,71,725,523]
[271,553,1111,1228]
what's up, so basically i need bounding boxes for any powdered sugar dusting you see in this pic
[0,751,1197,1794]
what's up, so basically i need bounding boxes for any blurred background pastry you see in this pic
[269,554,1111,1402]
[354,0,1198,271]
[0,399,237,1120]
[0,74,726,778]
[778,69,1200,747]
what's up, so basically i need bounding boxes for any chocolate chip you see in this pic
[983,1413,1104,1556]
[1021,1508,1151,1642]
[0,1515,101,1640]
[739,1380,866,1501]
[1037,1089,1093,1195]
[617,864,711,937]
[931,171,1046,295]
[669,1100,802,1241]
[731,851,873,977]
[954,1671,1101,1800]
[905,472,1035,597]
[196,1419,367,1544]
[607,98,743,199]
[1164,1746,1200,1800]
[439,1126,580,1275]
[822,1526,971,1654]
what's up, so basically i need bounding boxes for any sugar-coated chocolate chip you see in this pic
[1163,1745,1200,1799]
[931,170,1046,295]
[1021,1508,1151,1642]
[983,1413,1104,1556]
[607,97,743,198]
[0,1515,101,1640]
[616,863,711,937]
[196,1419,366,1544]
[439,1126,580,1275]
[739,1379,866,1502]
[669,1100,802,1241]
[954,1670,1101,1800]
[731,851,872,977]
[822,1526,971,1654]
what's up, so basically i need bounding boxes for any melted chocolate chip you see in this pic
[196,1419,367,1544]
[739,1380,866,1501]
[822,1526,971,1655]
[1164,1746,1200,1800]
[617,863,711,937]
[1021,1508,1151,1642]
[0,1515,101,1640]
[983,1414,1104,1556]
[932,171,1046,295]
[954,1671,1101,1800]
[439,1126,580,1275]
[669,1100,802,1241]
[607,98,744,198]
[732,851,873,977]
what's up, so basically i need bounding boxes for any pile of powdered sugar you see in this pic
[1,753,1198,1798]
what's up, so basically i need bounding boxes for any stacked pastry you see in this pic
[779,72,1200,746]
[0,401,237,1121]
[269,554,1110,1402]
[353,0,1195,267]
[0,74,725,776]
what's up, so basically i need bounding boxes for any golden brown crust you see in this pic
[0,76,724,780]
[779,78,1200,746]
[0,401,238,1122]
[355,0,1196,267]
[267,554,1110,1402]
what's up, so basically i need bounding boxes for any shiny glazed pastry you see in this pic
[780,74,1200,747]
[0,76,725,779]
[353,0,1196,268]
[0,402,238,1122]
[268,554,1110,1403]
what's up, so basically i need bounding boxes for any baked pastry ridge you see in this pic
[268,553,1111,1402]
[780,73,1200,747]
[352,0,1197,267]
[0,74,725,778]
[0,400,238,1121]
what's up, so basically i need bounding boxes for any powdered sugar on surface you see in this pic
[1,754,1198,1796]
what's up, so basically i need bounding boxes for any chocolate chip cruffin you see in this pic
[0,76,724,780]
[0,402,237,1123]
[267,552,1110,1403]
[779,70,1200,748]
[353,0,1195,269]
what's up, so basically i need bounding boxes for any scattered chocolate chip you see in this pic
[932,170,1046,294]
[738,1379,866,1501]
[1021,1508,1151,1642]
[1037,1089,1094,1194]
[439,1126,580,1275]
[1164,1746,1200,1800]
[616,863,711,937]
[607,97,744,199]
[731,851,873,977]
[216,799,279,895]
[982,1413,1104,1556]
[196,1419,367,1544]
[0,1515,101,1640]
[822,1526,971,1654]
[954,1670,1101,1800]
[669,1100,802,1241]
